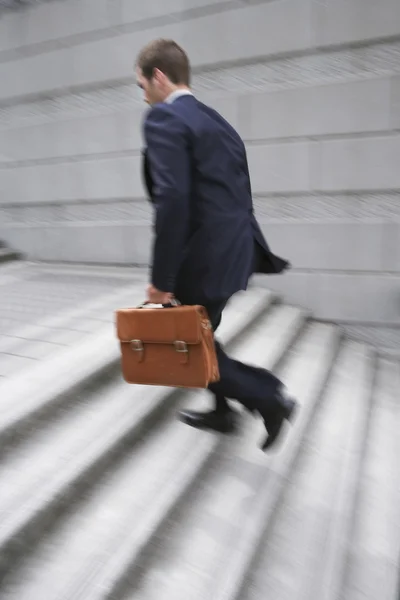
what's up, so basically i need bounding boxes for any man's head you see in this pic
[136,39,191,105]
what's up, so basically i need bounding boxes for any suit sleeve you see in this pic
[242,147,254,207]
[144,106,191,293]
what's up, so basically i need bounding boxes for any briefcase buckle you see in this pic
[174,341,188,353]
[130,339,144,352]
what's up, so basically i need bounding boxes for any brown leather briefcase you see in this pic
[115,302,220,388]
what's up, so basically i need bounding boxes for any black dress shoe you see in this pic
[261,392,297,451]
[178,408,237,434]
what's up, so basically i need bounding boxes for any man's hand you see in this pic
[146,284,173,305]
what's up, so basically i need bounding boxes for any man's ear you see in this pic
[153,68,167,86]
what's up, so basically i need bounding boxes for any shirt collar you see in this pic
[165,89,193,104]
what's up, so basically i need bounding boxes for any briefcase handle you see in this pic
[137,299,181,309]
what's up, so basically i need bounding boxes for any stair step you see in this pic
[0,299,306,599]
[237,341,373,600]
[0,265,140,350]
[0,282,146,357]
[341,357,400,600]
[304,344,374,600]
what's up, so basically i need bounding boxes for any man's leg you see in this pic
[179,299,297,449]
[214,394,230,413]
[179,299,237,433]
[208,339,282,411]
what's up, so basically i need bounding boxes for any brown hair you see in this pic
[136,39,190,85]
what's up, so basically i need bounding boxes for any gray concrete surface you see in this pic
[341,357,400,600]
[240,342,374,600]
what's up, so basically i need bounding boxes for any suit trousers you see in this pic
[186,297,282,415]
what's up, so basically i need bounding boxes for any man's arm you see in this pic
[144,106,191,294]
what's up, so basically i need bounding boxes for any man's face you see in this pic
[136,68,166,106]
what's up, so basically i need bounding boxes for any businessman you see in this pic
[136,39,296,450]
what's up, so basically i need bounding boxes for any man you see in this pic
[136,39,296,450]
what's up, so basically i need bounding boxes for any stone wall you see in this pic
[1,0,400,350]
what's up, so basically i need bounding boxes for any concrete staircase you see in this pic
[0,241,21,265]
[0,288,398,600]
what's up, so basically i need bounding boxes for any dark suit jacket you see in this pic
[142,95,289,303]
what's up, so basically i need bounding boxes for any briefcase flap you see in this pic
[116,305,203,345]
